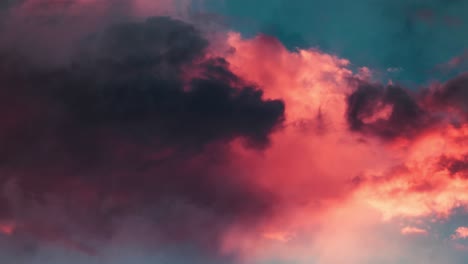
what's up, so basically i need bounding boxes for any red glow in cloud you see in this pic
[0,222,15,236]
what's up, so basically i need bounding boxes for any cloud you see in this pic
[401,226,428,236]
[222,31,468,262]
[2,1,468,264]
[0,4,285,259]
[452,227,468,240]
[423,72,468,116]
[346,81,431,140]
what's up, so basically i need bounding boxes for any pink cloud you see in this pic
[452,227,468,240]
[400,226,428,236]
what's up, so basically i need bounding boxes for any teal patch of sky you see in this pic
[196,0,468,87]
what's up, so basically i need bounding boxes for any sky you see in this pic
[201,0,468,84]
[0,0,468,263]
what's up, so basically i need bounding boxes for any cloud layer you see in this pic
[1,1,468,264]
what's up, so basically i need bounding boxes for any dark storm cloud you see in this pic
[49,17,284,147]
[346,80,430,140]
[0,14,284,254]
[423,72,468,114]
[345,70,468,141]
